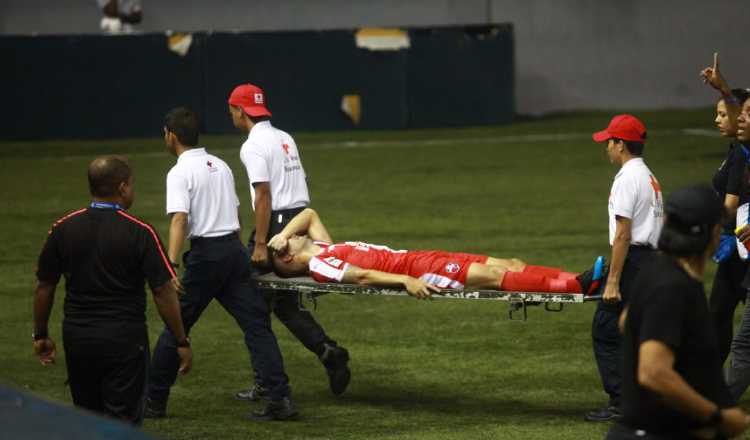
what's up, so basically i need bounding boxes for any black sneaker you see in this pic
[584,406,622,422]
[577,256,608,296]
[143,397,167,419]
[235,384,270,401]
[250,397,299,421]
[319,343,351,396]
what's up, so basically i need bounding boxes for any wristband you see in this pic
[177,337,191,348]
[170,261,180,269]
[32,330,48,341]
[707,407,722,426]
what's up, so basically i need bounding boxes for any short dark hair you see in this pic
[164,107,200,146]
[719,88,750,106]
[88,155,132,197]
[614,138,645,156]
[657,220,713,258]
[249,115,271,124]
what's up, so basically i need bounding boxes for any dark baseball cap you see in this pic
[592,114,647,143]
[664,184,724,234]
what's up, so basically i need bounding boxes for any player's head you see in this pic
[227,83,272,132]
[87,155,134,209]
[163,107,200,154]
[658,184,725,258]
[270,235,313,278]
[716,89,750,138]
[592,114,647,164]
[737,99,750,143]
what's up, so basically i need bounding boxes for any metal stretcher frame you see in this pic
[254,273,602,321]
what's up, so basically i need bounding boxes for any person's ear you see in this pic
[117,180,128,196]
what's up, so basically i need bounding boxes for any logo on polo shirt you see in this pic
[254,93,264,104]
[206,160,218,173]
[282,143,289,155]
[445,262,460,274]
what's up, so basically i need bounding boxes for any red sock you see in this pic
[500,272,547,291]
[556,271,578,281]
[501,272,583,293]
[523,265,562,278]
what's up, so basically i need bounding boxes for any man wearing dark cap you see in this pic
[33,155,191,425]
[228,83,351,401]
[608,184,750,439]
[586,114,663,422]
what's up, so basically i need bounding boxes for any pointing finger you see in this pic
[713,52,718,71]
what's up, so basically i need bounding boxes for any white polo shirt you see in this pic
[239,121,310,211]
[166,148,240,238]
[608,157,664,247]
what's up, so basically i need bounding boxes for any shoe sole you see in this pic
[249,412,300,422]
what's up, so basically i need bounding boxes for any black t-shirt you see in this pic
[36,207,174,354]
[712,142,749,230]
[621,253,734,435]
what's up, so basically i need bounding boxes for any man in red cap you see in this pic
[586,114,664,422]
[227,83,351,408]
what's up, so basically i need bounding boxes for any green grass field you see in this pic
[1,109,746,439]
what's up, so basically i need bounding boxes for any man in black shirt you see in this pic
[610,184,749,439]
[33,155,192,425]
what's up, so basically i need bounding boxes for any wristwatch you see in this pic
[170,261,181,269]
[177,337,191,348]
[32,330,48,341]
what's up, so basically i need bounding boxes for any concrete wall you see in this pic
[2,0,747,114]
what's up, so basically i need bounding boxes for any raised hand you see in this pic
[699,52,731,96]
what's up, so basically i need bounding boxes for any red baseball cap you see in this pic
[228,83,272,118]
[592,114,647,143]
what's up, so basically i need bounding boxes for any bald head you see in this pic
[87,155,132,198]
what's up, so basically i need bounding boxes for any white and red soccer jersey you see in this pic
[308,241,488,289]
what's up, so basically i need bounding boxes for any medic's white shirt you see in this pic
[239,121,310,211]
[166,148,240,238]
[608,157,664,247]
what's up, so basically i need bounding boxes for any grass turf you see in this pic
[0,108,743,439]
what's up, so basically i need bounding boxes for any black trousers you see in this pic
[592,246,655,407]
[148,234,290,401]
[64,339,149,426]
[709,248,748,363]
[249,207,338,360]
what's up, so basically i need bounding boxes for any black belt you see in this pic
[629,244,656,252]
[190,233,237,245]
[271,207,306,222]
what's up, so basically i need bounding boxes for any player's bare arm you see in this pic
[269,208,332,253]
[252,181,272,266]
[341,264,440,300]
[603,216,631,303]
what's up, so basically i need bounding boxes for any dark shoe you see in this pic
[577,256,608,296]
[235,384,270,402]
[319,343,351,396]
[143,397,167,419]
[584,406,621,422]
[250,397,299,421]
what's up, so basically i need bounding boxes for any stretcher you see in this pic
[254,273,602,321]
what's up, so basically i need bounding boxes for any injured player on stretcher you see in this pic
[269,209,605,299]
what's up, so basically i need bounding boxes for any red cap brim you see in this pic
[242,105,272,118]
[592,130,611,142]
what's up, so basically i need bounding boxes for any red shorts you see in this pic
[400,251,488,289]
